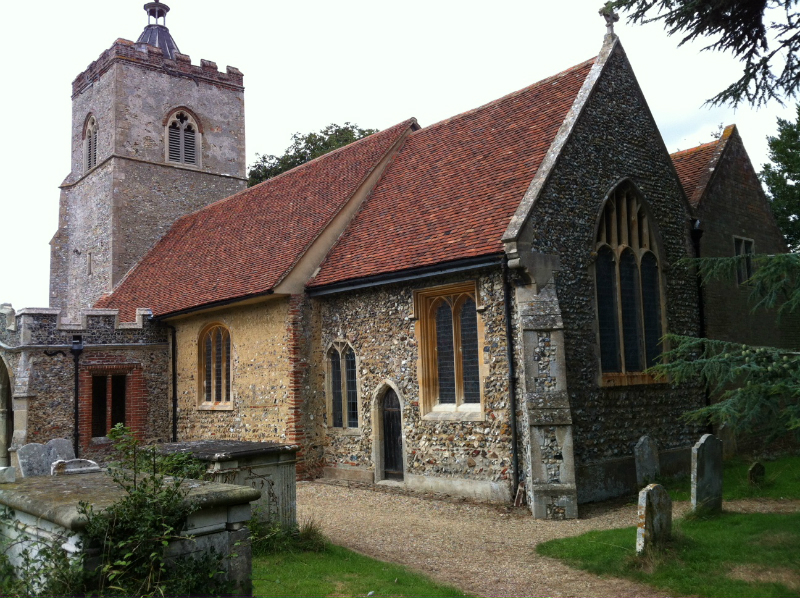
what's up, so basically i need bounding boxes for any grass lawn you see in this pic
[252,543,469,598]
[658,455,800,502]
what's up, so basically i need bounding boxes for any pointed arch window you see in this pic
[166,110,201,166]
[414,281,484,420]
[199,324,231,406]
[594,184,665,385]
[327,342,359,429]
[84,116,98,172]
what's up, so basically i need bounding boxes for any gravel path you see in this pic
[297,480,677,598]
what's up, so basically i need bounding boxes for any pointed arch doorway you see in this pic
[0,360,12,467]
[379,388,404,481]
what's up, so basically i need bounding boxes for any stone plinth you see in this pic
[160,440,298,527]
[0,472,260,597]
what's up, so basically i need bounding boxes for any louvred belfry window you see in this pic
[199,325,231,404]
[327,342,359,429]
[594,184,665,385]
[167,111,199,165]
[84,116,98,172]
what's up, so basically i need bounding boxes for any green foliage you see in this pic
[761,104,800,249]
[653,253,800,439]
[253,542,470,598]
[79,426,227,596]
[538,512,800,597]
[609,0,800,107]
[248,122,378,186]
[249,517,327,556]
[107,423,209,480]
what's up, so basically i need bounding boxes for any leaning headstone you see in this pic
[691,434,723,513]
[636,483,672,554]
[717,423,737,460]
[45,438,75,465]
[17,443,48,477]
[51,459,101,476]
[634,435,660,487]
[0,467,16,483]
[748,462,765,486]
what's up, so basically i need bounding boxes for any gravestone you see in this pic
[634,435,660,487]
[636,483,672,554]
[748,462,765,486]
[691,434,723,513]
[51,459,101,476]
[17,443,49,477]
[45,439,75,465]
[0,467,15,484]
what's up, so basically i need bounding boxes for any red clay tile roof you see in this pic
[670,136,724,207]
[96,119,415,319]
[308,58,596,288]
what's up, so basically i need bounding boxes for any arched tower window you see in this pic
[594,183,664,385]
[199,324,231,404]
[84,116,98,172]
[166,110,201,166]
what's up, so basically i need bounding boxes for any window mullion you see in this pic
[615,252,626,374]
[453,299,464,407]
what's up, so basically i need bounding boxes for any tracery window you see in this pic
[199,325,231,405]
[327,342,359,429]
[84,116,98,172]
[414,281,484,418]
[594,183,665,385]
[166,110,199,166]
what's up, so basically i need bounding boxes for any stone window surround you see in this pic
[164,107,203,169]
[733,235,754,285]
[83,114,99,173]
[412,280,487,421]
[325,339,361,434]
[197,323,233,411]
[592,181,668,388]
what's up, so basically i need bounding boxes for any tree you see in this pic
[653,253,800,440]
[761,104,800,250]
[248,122,378,186]
[608,0,800,107]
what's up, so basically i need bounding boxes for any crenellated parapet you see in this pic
[72,38,244,97]
[0,307,167,349]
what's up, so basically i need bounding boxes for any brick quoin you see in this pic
[285,294,310,478]
[78,352,147,450]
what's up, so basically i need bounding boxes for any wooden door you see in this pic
[382,390,403,480]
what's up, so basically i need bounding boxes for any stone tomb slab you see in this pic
[634,435,660,487]
[691,434,723,513]
[51,459,101,476]
[636,483,672,554]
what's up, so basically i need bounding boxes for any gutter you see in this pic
[308,255,504,297]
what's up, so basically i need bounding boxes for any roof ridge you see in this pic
[414,57,596,135]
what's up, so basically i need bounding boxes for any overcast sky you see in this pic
[0,0,793,311]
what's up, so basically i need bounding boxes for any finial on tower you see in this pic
[137,0,180,59]
[599,2,620,36]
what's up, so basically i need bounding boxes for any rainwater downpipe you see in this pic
[501,256,521,496]
[70,336,84,457]
[163,322,178,442]
[690,220,713,432]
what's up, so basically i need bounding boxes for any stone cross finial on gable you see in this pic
[599,3,620,35]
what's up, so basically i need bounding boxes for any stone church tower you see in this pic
[50,1,247,320]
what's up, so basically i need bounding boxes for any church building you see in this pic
[1,3,793,519]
